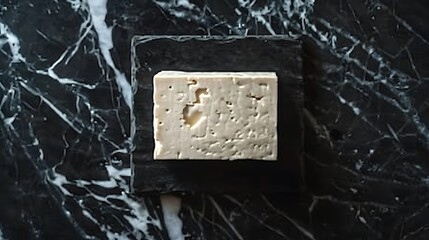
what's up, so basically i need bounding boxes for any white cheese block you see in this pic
[153,71,278,160]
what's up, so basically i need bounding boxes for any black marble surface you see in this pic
[1,0,429,239]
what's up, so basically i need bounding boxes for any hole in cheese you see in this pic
[182,88,209,127]
[183,106,203,127]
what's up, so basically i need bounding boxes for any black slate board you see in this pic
[131,35,303,194]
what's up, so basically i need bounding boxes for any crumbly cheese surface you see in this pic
[153,71,278,160]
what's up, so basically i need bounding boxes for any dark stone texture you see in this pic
[0,0,428,239]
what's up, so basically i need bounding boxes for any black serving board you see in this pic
[131,35,303,194]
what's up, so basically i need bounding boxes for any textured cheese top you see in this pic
[153,71,278,160]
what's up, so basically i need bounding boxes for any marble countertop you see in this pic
[0,0,428,239]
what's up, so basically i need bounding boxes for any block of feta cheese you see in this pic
[153,71,278,160]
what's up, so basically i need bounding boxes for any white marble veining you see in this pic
[1,0,428,239]
[160,195,185,240]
